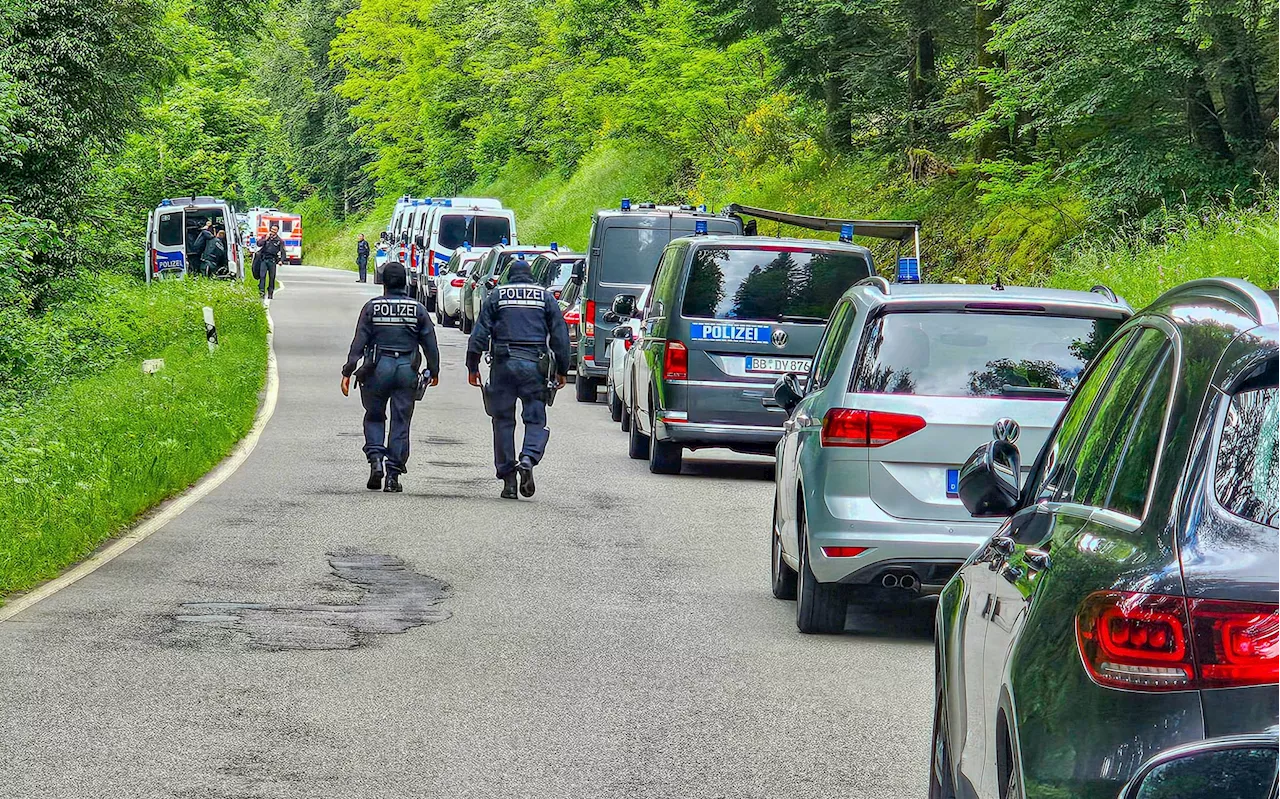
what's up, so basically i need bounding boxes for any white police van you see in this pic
[145,196,243,282]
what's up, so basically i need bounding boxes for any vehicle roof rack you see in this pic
[1153,278,1279,327]
[857,276,892,296]
[1090,284,1119,303]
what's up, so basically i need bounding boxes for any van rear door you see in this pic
[677,244,870,427]
[153,207,187,280]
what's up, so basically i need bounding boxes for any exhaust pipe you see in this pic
[899,573,919,592]
[881,573,900,588]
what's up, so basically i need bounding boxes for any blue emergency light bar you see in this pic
[698,204,707,213]
[621,198,631,211]
[500,237,509,245]
[159,199,172,207]
[550,242,558,251]
[839,223,854,243]
[897,257,921,283]
[464,241,472,251]
[694,220,708,235]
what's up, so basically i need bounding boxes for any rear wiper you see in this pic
[777,314,826,324]
[1000,384,1072,398]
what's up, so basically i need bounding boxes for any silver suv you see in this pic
[768,279,1132,633]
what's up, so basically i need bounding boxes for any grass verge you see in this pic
[0,277,268,597]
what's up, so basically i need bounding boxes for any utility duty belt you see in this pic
[492,342,547,363]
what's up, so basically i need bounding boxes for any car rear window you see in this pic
[681,246,872,323]
[599,226,668,285]
[851,311,1121,398]
[157,212,183,246]
[438,214,511,249]
[539,258,579,290]
[1214,387,1279,527]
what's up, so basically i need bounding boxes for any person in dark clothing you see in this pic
[256,225,285,299]
[188,221,214,277]
[356,234,371,283]
[341,261,440,492]
[466,259,571,499]
[201,230,229,277]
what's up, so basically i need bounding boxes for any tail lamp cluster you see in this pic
[1077,591,1278,691]
[820,408,926,448]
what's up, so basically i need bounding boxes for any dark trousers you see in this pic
[357,258,368,282]
[258,260,278,298]
[489,357,549,478]
[359,354,418,474]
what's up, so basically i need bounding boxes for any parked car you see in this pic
[436,246,483,327]
[574,202,743,403]
[931,278,1278,799]
[1117,732,1278,799]
[527,250,583,301]
[461,244,556,333]
[606,287,649,424]
[558,274,585,372]
[623,235,874,474]
[770,281,1132,632]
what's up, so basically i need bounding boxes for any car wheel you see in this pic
[461,315,472,334]
[620,398,631,432]
[608,383,623,422]
[770,502,797,600]
[648,405,683,475]
[627,399,649,460]
[576,376,597,403]
[929,671,957,799]
[999,731,1024,799]
[795,503,846,634]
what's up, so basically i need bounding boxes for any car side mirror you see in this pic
[611,293,637,319]
[770,372,805,413]
[1119,735,1278,799]
[958,418,1022,517]
[611,325,633,340]
[571,261,585,282]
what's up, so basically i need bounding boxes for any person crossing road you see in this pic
[466,259,571,499]
[341,262,440,492]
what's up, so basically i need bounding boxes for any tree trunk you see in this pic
[1187,68,1232,161]
[908,28,937,138]
[1209,17,1266,145]
[823,74,852,151]
[975,0,1008,160]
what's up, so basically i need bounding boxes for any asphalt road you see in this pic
[0,265,935,798]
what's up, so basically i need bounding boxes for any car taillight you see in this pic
[821,547,867,558]
[584,300,595,338]
[663,341,687,381]
[450,277,465,288]
[820,409,926,447]
[563,308,580,325]
[1077,591,1278,691]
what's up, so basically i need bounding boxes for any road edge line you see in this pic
[0,308,280,624]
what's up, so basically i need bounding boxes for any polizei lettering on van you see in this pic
[689,322,771,343]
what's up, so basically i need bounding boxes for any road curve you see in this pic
[0,265,934,798]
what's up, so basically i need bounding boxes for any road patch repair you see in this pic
[171,550,450,651]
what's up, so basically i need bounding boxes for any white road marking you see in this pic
[0,311,281,623]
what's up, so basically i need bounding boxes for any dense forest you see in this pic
[0,0,1277,307]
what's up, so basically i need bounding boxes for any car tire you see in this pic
[929,672,958,799]
[770,503,797,600]
[795,504,846,634]
[627,400,649,460]
[608,383,623,422]
[461,315,472,334]
[441,308,456,328]
[999,730,1024,799]
[576,376,597,403]
[620,399,631,432]
[648,406,683,475]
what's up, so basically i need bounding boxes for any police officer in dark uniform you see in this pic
[342,262,440,492]
[256,225,285,299]
[466,259,571,499]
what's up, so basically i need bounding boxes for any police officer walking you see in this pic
[256,225,285,300]
[356,234,371,283]
[466,259,571,499]
[342,262,440,492]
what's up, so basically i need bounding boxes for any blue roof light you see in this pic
[839,223,854,243]
[441,199,452,207]
[697,204,707,213]
[159,199,172,207]
[694,220,708,235]
[464,241,472,251]
[897,257,921,284]
[500,236,509,245]
[550,242,558,252]
[621,198,631,211]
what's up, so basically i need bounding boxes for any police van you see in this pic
[574,201,742,402]
[145,196,244,281]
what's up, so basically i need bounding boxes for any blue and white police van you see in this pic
[145,196,243,282]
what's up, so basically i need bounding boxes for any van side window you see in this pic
[1214,387,1280,527]
[809,301,856,391]
[158,213,184,247]
[1055,327,1171,512]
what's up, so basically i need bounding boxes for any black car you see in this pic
[933,278,1278,799]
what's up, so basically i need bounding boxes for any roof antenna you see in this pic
[992,274,1005,291]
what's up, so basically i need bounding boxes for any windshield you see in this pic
[599,226,667,285]
[536,257,580,291]
[681,246,872,323]
[851,311,1122,398]
[438,214,511,249]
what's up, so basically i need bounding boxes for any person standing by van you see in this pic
[201,229,228,277]
[256,225,285,299]
[188,220,214,277]
[356,234,370,283]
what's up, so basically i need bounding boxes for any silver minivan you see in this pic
[769,280,1132,632]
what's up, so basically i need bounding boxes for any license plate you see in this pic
[946,469,960,498]
[745,356,811,374]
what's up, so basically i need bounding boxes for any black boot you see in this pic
[500,474,519,499]
[367,458,385,490]
[384,471,403,493]
[517,456,536,497]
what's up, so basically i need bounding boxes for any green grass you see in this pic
[0,277,268,597]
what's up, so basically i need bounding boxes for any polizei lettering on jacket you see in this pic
[689,322,771,342]
[372,299,419,325]
[497,285,546,308]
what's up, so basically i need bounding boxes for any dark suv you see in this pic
[933,278,1278,799]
